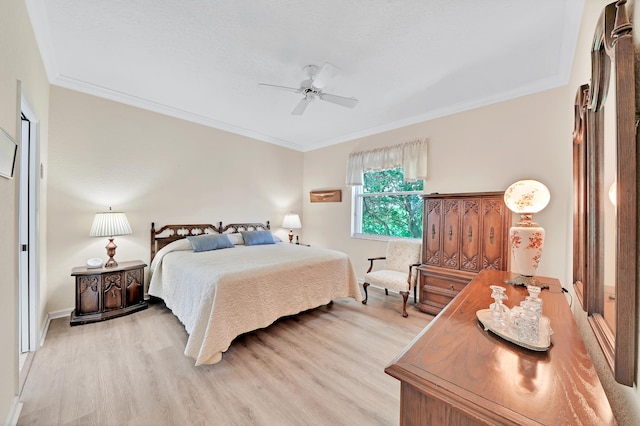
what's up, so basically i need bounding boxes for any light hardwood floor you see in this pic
[18,287,432,426]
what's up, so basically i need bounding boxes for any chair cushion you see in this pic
[364,270,413,292]
[385,239,421,273]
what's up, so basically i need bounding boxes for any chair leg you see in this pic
[362,282,369,305]
[385,288,389,296]
[400,291,409,317]
[413,285,417,303]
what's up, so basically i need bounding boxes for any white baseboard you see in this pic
[40,308,73,346]
[47,308,73,320]
[4,397,23,426]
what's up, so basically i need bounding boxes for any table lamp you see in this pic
[282,213,302,243]
[504,180,550,286]
[89,208,132,267]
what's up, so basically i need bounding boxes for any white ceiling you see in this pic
[26,0,583,152]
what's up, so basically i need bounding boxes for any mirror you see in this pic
[603,69,617,337]
[573,0,637,386]
[572,84,588,309]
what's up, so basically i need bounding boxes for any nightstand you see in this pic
[70,260,147,326]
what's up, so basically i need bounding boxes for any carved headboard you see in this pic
[150,221,271,261]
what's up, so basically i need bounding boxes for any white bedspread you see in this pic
[148,242,362,365]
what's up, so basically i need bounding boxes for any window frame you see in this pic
[351,168,423,241]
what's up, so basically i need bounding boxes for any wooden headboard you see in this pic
[150,221,271,261]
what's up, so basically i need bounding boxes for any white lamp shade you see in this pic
[89,212,132,237]
[282,213,302,229]
[504,180,551,214]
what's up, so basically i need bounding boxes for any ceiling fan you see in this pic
[259,63,359,115]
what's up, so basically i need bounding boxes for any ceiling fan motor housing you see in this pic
[304,64,319,78]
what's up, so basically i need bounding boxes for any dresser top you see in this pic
[386,269,615,425]
[71,260,147,275]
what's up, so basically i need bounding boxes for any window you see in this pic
[352,168,423,239]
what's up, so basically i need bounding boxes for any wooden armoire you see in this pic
[417,192,511,315]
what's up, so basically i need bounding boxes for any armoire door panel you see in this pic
[424,199,442,266]
[441,199,460,269]
[461,199,481,272]
[482,199,506,270]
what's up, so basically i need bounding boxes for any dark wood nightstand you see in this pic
[70,260,147,326]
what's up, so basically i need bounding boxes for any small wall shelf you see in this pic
[310,190,341,202]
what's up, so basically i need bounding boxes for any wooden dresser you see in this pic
[385,270,615,425]
[418,192,510,315]
[70,260,147,325]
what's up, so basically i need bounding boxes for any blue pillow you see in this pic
[187,234,234,252]
[240,230,275,246]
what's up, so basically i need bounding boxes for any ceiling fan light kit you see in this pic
[259,62,359,115]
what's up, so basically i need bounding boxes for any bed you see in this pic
[148,222,362,365]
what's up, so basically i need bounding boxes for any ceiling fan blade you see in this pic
[291,97,311,115]
[319,92,359,109]
[258,83,301,94]
[311,62,339,89]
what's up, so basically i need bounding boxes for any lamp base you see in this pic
[104,257,119,268]
[509,225,545,277]
[504,275,540,287]
[504,275,549,290]
[104,237,119,268]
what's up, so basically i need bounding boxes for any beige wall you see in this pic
[2,0,639,423]
[46,86,303,313]
[303,88,572,282]
[0,0,49,423]
[302,0,639,421]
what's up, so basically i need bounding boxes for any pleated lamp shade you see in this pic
[90,209,132,267]
[282,213,302,244]
[90,211,132,237]
[282,213,302,230]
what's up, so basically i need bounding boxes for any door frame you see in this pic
[18,82,40,358]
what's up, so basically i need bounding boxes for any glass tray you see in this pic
[476,309,553,351]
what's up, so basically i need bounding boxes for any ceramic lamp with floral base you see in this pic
[503,180,551,286]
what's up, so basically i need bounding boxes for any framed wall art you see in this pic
[0,127,17,179]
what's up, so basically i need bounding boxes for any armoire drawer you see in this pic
[422,274,468,293]
[418,272,470,315]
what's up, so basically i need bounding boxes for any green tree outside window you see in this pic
[355,168,423,238]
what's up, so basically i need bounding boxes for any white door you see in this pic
[18,94,40,355]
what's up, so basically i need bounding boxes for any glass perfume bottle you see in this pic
[518,300,540,344]
[525,285,543,319]
[489,285,509,329]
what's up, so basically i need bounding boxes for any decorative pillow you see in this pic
[187,234,234,252]
[240,230,275,246]
[214,234,234,249]
[227,233,244,245]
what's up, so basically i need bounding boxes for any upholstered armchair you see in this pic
[362,239,422,317]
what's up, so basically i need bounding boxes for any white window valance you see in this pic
[345,139,428,186]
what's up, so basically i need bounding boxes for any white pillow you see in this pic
[227,233,244,245]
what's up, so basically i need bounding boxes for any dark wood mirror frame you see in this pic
[573,0,637,386]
